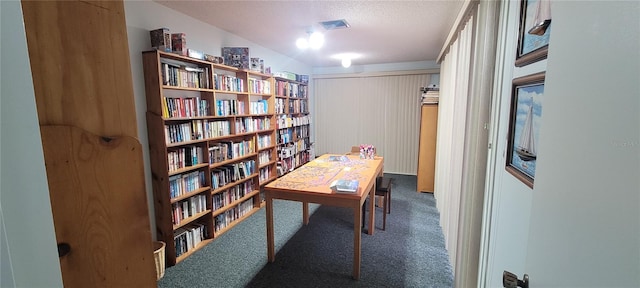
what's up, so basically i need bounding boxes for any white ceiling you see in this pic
[154,0,465,68]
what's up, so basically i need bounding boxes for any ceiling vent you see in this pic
[319,19,350,30]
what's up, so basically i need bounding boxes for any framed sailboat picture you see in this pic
[515,0,551,67]
[506,72,545,188]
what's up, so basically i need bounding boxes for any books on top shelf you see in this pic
[421,90,439,104]
[330,179,359,193]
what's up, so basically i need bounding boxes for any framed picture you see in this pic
[506,72,545,188]
[515,0,551,67]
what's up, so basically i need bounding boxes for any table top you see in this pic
[265,154,383,198]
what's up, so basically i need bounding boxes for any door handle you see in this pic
[57,242,71,257]
[503,270,529,288]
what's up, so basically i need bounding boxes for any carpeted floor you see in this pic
[158,173,453,288]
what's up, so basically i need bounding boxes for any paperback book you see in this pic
[328,155,349,162]
[330,179,359,193]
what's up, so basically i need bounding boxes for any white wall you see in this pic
[524,1,639,286]
[482,1,640,287]
[0,1,64,287]
[123,0,313,237]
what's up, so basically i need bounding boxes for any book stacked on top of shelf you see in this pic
[421,86,439,104]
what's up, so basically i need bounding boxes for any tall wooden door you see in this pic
[417,104,438,192]
[21,1,157,287]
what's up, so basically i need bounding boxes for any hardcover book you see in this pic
[330,179,359,193]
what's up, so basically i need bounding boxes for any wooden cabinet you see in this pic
[417,104,438,193]
[274,77,312,175]
[142,50,277,266]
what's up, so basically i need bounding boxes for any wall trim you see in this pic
[312,69,440,79]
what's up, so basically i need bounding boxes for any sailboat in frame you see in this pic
[528,0,551,36]
[516,97,537,162]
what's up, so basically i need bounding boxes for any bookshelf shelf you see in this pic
[274,77,312,177]
[142,50,278,266]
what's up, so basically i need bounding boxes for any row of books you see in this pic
[248,78,271,94]
[208,139,255,165]
[162,96,210,119]
[257,134,272,149]
[277,150,312,176]
[249,100,269,114]
[276,115,311,129]
[275,98,287,114]
[214,73,244,92]
[258,150,272,164]
[168,146,204,172]
[164,119,231,144]
[165,122,199,144]
[211,160,256,189]
[214,199,254,232]
[275,80,307,98]
[288,99,309,114]
[168,170,205,199]
[171,194,207,225]
[277,128,293,145]
[161,97,271,120]
[277,128,310,146]
[215,99,271,117]
[293,138,310,153]
[259,166,272,182]
[161,63,211,89]
[236,117,271,134]
[279,144,296,159]
[211,180,253,211]
[294,125,310,140]
[174,223,206,258]
[216,99,240,116]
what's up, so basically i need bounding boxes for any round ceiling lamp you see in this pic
[341,57,352,68]
[296,31,324,50]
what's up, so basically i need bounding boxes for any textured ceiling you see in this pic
[155,0,464,67]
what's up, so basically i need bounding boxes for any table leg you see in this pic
[266,193,275,262]
[303,201,309,225]
[368,184,375,235]
[353,203,362,280]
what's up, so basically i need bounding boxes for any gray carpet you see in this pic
[158,174,453,288]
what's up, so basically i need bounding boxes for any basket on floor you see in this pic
[153,241,166,280]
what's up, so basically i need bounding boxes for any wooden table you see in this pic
[264,154,384,280]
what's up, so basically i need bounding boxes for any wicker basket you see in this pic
[153,241,166,280]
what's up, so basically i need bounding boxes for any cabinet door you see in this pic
[22,1,157,286]
[417,104,438,192]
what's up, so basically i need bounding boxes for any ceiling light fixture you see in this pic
[296,31,324,50]
[333,53,361,68]
[341,58,352,68]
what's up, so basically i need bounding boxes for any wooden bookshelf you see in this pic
[142,50,277,266]
[274,77,312,176]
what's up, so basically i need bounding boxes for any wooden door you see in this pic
[417,104,438,192]
[21,1,157,287]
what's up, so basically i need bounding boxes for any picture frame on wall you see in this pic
[515,0,551,67]
[506,72,545,188]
